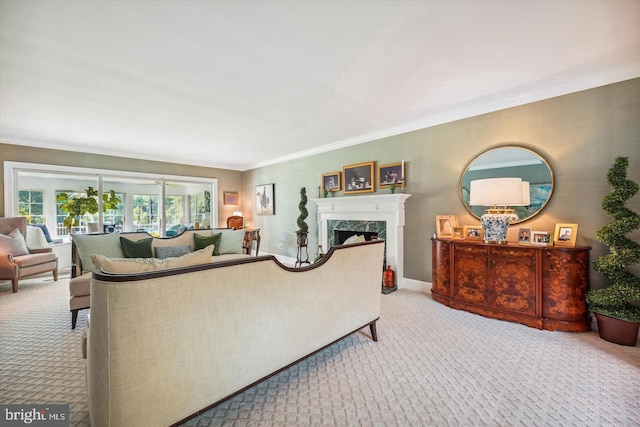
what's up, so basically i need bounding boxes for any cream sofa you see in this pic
[69,228,251,328]
[85,239,385,427]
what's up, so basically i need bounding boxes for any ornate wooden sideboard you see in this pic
[431,238,591,332]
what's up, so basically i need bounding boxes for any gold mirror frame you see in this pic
[459,145,555,224]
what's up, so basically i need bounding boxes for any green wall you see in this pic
[243,78,640,288]
[1,78,639,289]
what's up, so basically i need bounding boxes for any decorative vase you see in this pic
[594,313,640,346]
[383,265,396,288]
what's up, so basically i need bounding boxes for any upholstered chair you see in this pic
[0,217,58,293]
[226,215,244,230]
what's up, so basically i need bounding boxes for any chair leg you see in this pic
[71,310,79,329]
[12,278,18,293]
[53,269,59,281]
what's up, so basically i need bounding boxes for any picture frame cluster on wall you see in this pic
[321,160,406,194]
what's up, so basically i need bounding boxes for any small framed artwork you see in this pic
[531,231,550,245]
[554,223,578,247]
[223,191,239,205]
[343,161,375,194]
[378,162,404,189]
[436,215,459,238]
[322,172,341,192]
[255,183,275,215]
[463,225,484,241]
[517,227,532,244]
[452,226,465,240]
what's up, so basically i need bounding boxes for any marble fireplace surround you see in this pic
[311,194,411,287]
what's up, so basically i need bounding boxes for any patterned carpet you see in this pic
[1,274,639,426]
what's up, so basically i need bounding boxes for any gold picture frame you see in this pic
[322,172,341,192]
[554,223,578,247]
[343,161,375,194]
[463,225,484,241]
[223,191,238,205]
[378,162,405,189]
[452,226,465,240]
[436,215,458,238]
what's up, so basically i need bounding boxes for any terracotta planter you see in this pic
[594,313,640,346]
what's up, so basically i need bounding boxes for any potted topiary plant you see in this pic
[294,187,311,267]
[57,186,121,233]
[586,156,640,346]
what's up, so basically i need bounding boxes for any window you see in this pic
[132,194,160,234]
[56,191,86,235]
[18,190,44,224]
[165,195,185,228]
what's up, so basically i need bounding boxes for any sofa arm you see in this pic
[0,253,18,277]
[29,247,53,254]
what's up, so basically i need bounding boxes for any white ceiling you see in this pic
[1,1,638,171]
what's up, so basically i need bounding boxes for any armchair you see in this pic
[0,217,58,293]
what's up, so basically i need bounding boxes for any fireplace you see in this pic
[334,229,379,245]
[311,194,411,287]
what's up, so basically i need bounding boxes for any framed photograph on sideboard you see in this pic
[531,231,550,245]
[517,227,532,244]
[463,225,483,241]
[554,223,578,247]
[436,215,458,238]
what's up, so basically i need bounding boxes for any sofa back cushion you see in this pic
[72,232,124,274]
[91,245,214,274]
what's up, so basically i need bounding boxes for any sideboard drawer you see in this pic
[491,246,535,258]
[454,244,488,256]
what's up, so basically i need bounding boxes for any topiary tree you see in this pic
[297,187,309,234]
[586,156,640,322]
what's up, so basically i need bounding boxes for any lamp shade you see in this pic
[511,181,531,206]
[469,178,524,206]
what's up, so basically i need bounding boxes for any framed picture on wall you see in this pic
[322,172,341,192]
[343,161,375,194]
[553,223,578,247]
[378,162,405,189]
[223,191,238,205]
[255,183,275,215]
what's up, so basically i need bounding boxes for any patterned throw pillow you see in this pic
[194,233,221,255]
[155,245,192,259]
[120,237,153,258]
[0,228,30,256]
[72,232,125,274]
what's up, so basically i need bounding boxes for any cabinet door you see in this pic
[489,247,536,316]
[431,239,451,298]
[542,249,589,322]
[453,244,489,305]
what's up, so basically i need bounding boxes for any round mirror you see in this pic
[459,146,554,224]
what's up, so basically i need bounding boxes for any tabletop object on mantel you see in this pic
[431,238,591,332]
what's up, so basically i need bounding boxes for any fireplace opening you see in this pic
[334,229,379,245]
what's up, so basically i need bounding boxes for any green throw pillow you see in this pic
[194,233,221,256]
[120,237,153,258]
[218,229,246,254]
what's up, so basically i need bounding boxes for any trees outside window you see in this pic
[18,190,44,224]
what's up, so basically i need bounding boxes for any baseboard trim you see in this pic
[400,277,431,294]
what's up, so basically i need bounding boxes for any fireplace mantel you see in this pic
[311,194,411,287]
